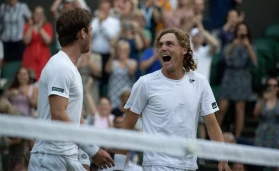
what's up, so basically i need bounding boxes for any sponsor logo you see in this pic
[52,87,64,93]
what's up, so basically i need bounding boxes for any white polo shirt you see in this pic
[31,51,83,157]
[124,70,219,170]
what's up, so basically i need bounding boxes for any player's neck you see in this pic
[61,46,81,65]
[162,68,185,80]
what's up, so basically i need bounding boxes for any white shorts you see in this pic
[28,153,87,171]
[143,166,195,171]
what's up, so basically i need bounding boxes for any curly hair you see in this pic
[154,28,197,71]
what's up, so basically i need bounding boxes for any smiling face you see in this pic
[17,68,30,85]
[157,33,186,72]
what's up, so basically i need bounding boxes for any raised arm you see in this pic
[50,0,62,20]
[197,20,219,55]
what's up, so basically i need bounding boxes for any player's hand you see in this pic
[92,149,115,170]
[218,160,231,171]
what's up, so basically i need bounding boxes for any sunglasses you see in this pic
[267,84,278,88]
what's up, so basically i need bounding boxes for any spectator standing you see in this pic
[191,21,219,82]
[22,6,53,81]
[217,23,257,137]
[91,0,120,97]
[5,67,38,117]
[106,41,137,108]
[209,0,242,29]
[254,77,279,171]
[0,0,31,62]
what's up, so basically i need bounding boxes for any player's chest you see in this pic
[148,83,201,112]
[69,74,83,99]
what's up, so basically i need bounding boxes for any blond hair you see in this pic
[155,28,197,71]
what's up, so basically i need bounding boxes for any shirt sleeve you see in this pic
[124,77,148,115]
[141,49,154,62]
[21,3,31,18]
[101,18,120,39]
[47,66,73,99]
[200,77,219,116]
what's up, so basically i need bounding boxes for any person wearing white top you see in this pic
[190,21,219,82]
[28,8,114,171]
[114,28,231,171]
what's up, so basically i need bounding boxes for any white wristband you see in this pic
[113,154,127,170]
[78,143,100,157]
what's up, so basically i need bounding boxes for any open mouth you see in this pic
[162,55,171,62]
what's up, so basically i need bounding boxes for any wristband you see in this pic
[78,143,99,157]
[113,154,127,170]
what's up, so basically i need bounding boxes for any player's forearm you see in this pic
[206,121,224,142]
[51,111,72,122]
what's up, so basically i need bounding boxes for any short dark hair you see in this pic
[56,8,92,47]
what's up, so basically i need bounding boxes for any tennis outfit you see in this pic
[28,51,86,171]
[124,70,219,171]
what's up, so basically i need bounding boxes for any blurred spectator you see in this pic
[132,9,152,49]
[163,0,195,30]
[114,116,125,129]
[217,9,241,85]
[106,41,137,108]
[50,0,82,20]
[0,41,3,67]
[139,48,161,74]
[94,97,115,128]
[138,0,162,44]
[191,20,219,82]
[194,0,212,31]
[218,9,240,52]
[254,77,279,149]
[119,0,136,21]
[5,67,38,117]
[232,163,246,171]
[50,0,83,51]
[0,96,28,171]
[155,0,172,33]
[112,20,144,61]
[0,0,31,62]
[85,79,114,129]
[22,6,53,81]
[92,0,120,97]
[209,0,242,30]
[77,47,102,107]
[111,88,131,117]
[217,23,257,137]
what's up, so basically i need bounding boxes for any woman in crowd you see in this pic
[106,40,137,108]
[163,0,195,29]
[254,77,279,147]
[22,6,53,81]
[217,23,257,137]
[5,67,38,117]
[254,76,279,171]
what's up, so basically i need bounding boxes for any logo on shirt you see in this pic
[81,154,87,159]
[212,102,217,109]
[189,79,195,83]
[52,87,64,93]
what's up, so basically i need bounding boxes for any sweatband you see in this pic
[78,143,100,157]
